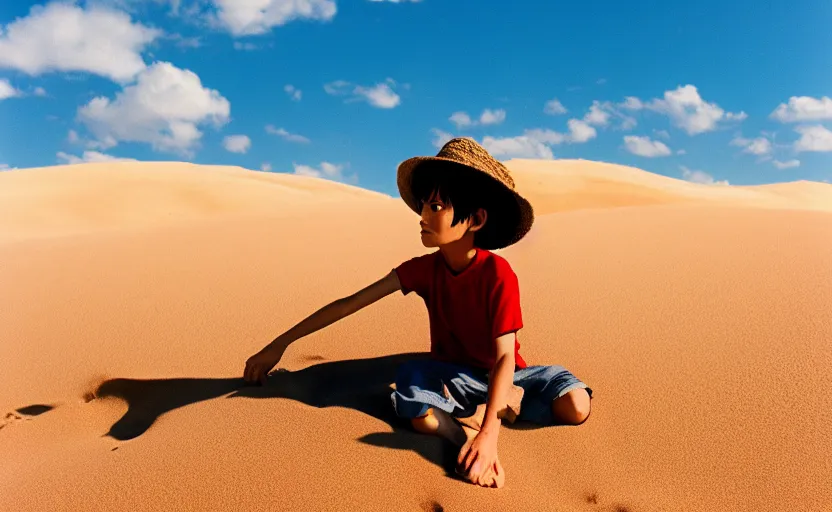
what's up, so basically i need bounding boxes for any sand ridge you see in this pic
[2,160,831,511]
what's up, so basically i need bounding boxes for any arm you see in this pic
[457,332,516,484]
[269,269,402,352]
[244,270,402,384]
[480,332,518,435]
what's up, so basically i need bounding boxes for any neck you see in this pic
[439,240,478,273]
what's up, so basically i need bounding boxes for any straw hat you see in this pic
[396,137,535,250]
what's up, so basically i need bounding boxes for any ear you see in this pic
[467,207,488,233]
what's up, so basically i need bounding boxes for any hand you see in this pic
[243,344,285,386]
[457,428,501,487]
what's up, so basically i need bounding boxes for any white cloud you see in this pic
[523,119,598,145]
[0,2,160,83]
[770,96,832,123]
[481,135,554,160]
[623,135,672,157]
[57,150,136,164]
[773,159,800,169]
[794,125,832,152]
[265,125,310,143]
[620,97,644,110]
[0,163,13,171]
[284,84,301,101]
[449,108,505,128]
[654,129,670,139]
[223,134,251,153]
[356,82,400,108]
[67,130,80,143]
[167,33,201,49]
[623,85,746,135]
[507,118,597,153]
[479,100,639,161]
[431,128,454,149]
[479,108,506,126]
[293,161,356,184]
[681,165,729,185]
[596,78,607,85]
[618,113,638,131]
[324,78,401,108]
[33,86,47,96]
[676,149,686,155]
[565,119,597,143]
[523,128,565,145]
[323,80,350,94]
[544,99,567,115]
[233,41,258,51]
[449,111,473,128]
[260,162,272,172]
[584,101,610,126]
[209,0,336,36]
[582,100,636,130]
[78,61,231,154]
[87,135,119,150]
[730,135,772,156]
[0,79,20,100]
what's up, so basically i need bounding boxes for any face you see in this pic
[418,190,486,248]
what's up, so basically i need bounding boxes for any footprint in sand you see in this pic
[0,404,55,430]
[420,501,444,512]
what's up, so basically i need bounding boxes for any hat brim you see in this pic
[396,156,534,250]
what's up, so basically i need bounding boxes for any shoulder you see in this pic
[394,249,439,276]
[402,251,439,264]
[400,250,439,267]
[480,250,518,282]
[394,250,440,296]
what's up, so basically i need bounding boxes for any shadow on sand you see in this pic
[95,352,547,478]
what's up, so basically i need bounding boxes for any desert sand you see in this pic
[1,159,831,512]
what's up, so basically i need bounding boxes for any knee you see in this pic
[551,388,591,426]
[410,408,439,434]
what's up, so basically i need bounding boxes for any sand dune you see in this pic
[1,160,831,512]
[507,158,832,214]
[0,162,394,243]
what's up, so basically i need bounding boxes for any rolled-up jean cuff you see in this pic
[557,381,590,398]
[391,387,457,419]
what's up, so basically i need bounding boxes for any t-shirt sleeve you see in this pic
[489,262,524,339]
[393,253,434,297]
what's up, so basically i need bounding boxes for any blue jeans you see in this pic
[390,359,593,426]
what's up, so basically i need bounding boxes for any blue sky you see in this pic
[1,0,831,196]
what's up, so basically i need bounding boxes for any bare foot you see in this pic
[416,409,506,488]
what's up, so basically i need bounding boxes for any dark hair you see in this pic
[411,160,502,247]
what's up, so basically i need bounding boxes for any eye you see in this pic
[430,203,443,212]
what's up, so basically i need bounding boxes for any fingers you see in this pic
[474,459,499,488]
[243,359,263,385]
[463,451,478,478]
[475,464,489,486]
[244,361,252,383]
[471,460,488,487]
[457,441,472,467]
[488,460,500,487]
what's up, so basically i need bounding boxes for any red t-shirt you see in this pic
[394,248,527,370]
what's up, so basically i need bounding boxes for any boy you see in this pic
[243,138,593,488]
